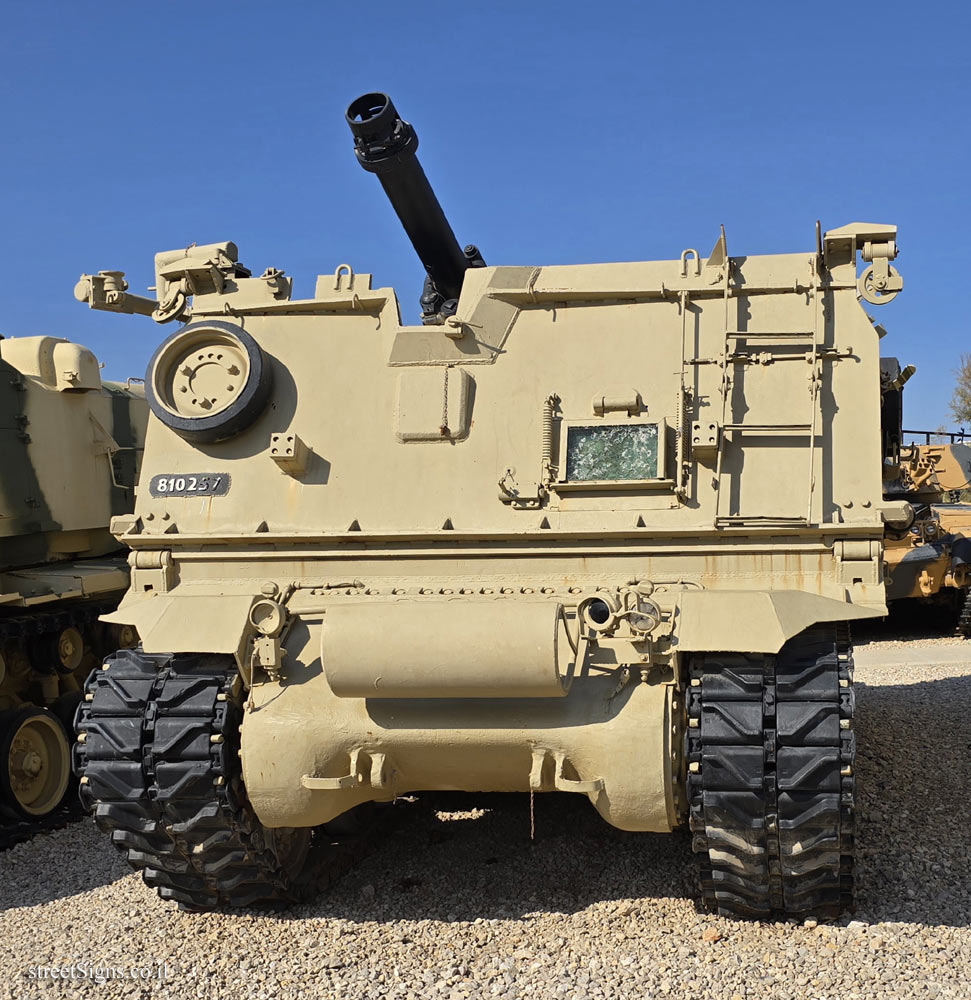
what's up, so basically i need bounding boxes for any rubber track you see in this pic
[75,648,385,910]
[686,623,855,919]
[0,600,119,847]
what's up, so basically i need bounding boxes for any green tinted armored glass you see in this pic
[566,424,659,481]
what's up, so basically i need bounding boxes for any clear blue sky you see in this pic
[1,1,967,431]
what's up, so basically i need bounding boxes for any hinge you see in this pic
[128,550,176,593]
[833,539,881,587]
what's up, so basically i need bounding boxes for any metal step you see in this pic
[715,514,811,526]
[725,330,815,340]
[722,423,813,434]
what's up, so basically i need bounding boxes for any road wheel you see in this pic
[0,706,72,819]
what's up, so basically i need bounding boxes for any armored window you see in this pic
[566,424,659,481]
[555,418,669,491]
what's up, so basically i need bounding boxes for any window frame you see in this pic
[554,416,673,492]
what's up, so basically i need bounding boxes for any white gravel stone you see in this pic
[1,628,970,999]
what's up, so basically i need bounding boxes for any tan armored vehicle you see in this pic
[938,504,971,634]
[74,93,908,919]
[0,335,146,836]
[880,360,971,627]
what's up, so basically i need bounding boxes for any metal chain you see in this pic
[529,788,535,842]
[440,367,450,436]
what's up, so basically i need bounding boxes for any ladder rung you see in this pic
[725,330,814,339]
[716,515,811,526]
[722,423,813,433]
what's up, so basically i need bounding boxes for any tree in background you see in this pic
[949,354,971,425]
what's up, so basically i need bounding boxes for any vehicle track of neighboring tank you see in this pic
[956,590,971,638]
[686,623,855,918]
[75,649,395,910]
[0,601,118,851]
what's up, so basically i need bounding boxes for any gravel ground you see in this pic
[1,630,970,1000]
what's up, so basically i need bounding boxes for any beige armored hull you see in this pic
[74,93,908,920]
[0,335,146,828]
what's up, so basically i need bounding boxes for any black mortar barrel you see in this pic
[346,93,471,304]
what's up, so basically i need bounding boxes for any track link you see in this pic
[75,648,383,910]
[686,623,855,919]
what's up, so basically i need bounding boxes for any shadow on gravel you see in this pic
[853,674,971,928]
[853,601,963,643]
[0,816,131,911]
[278,791,698,924]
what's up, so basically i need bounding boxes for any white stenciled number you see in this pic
[154,473,225,496]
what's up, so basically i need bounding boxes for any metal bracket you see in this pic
[691,420,720,460]
[251,635,285,682]
[302,748,365,790]
[74,271,157,317]
[301,748,388,790]
[529,748,604,794]
[859,240,903,305]
[498,468,545,508]
[270,432,310,477]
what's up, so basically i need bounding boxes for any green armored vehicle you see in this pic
[74,94,908,919]
[0,334,146,834]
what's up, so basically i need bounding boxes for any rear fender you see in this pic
[676,590,883,654]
